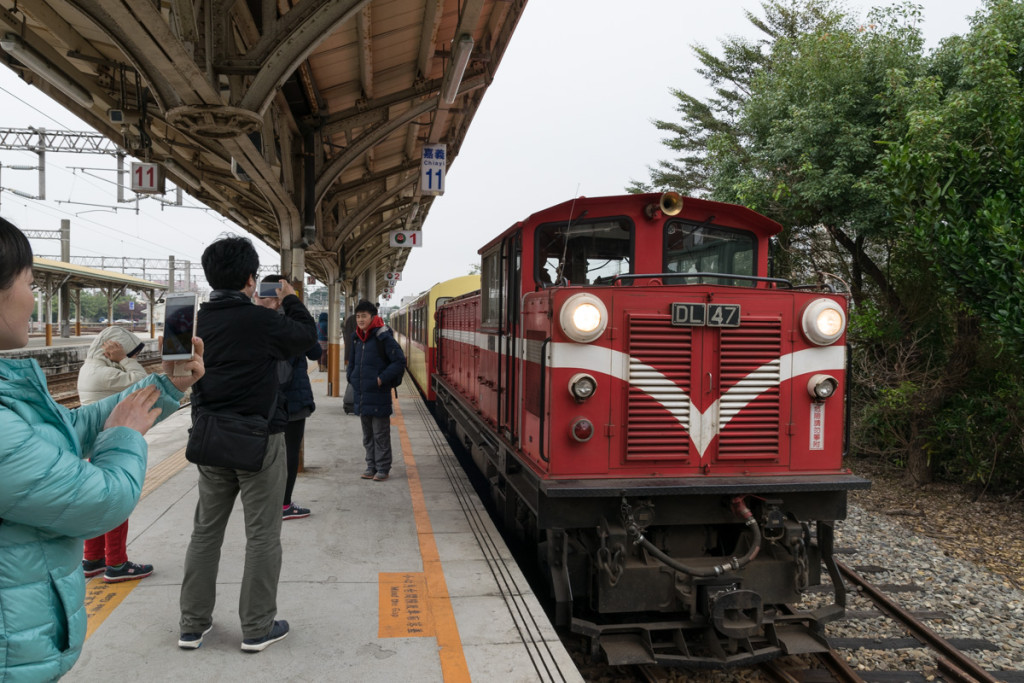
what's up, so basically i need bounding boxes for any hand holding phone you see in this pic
[162,293,197,362]
[258,281,280,299]
[160,335,205,389]
[258,279,296,300]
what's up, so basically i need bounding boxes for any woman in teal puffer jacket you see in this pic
[0,218,205,681]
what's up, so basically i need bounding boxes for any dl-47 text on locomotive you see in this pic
[392,192,869,668]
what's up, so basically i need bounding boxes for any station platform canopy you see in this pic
[33,256,164,294]
[0,1,529,303]
[32,256,165,344]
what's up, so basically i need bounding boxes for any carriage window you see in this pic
[664,221,756,286]
[535,218,632,286]
[481,249,501,325]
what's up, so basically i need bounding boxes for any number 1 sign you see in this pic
[389,230,422,247]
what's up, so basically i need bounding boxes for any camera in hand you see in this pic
[258,281,280,298]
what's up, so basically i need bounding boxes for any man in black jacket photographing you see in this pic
[178,235,317,653]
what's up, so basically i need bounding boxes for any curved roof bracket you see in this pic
[235,0,370,117]
[315,97,437,208]
[331,174,417,251]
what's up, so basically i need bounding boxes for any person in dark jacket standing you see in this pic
[178,236,317,654]
[346,299,405,481]
[343,312,357,367]
[256,274,320,520]
[316,312,328,372]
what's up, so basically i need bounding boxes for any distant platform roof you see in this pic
[33,257,164,292]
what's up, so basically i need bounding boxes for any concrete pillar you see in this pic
[36,129,45,200]
[328,280,341,397]
[148,291,156,338]
[290,247,305,300]
[358,263,377,305]
[168,255,176,293]
[289,246,307,471]
[279,246,289,278]
[74,289,81,336]
[44,274,52,346]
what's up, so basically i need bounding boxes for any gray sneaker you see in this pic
[361,468,375,479]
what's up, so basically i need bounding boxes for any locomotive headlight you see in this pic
[807,374,838,401]
[801,298,847,346]
[569,373,597,402]
[560,293,608,343]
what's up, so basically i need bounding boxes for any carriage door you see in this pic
[500,234,522,441]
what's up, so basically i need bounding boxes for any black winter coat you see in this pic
[346,324,405,417]
[282,340,323,420]
[192,290,317,433]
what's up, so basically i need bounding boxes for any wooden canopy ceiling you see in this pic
[0,0,527,295]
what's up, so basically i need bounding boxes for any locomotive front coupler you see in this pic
[760,499,787,542]
[621,495,763,578]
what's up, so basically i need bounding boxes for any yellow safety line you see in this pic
[139,446,188,501]
[392,399,472,682]
[85,446,189,639]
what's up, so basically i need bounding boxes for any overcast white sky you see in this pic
[0,0,982,302]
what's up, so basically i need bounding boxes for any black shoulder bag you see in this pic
[185,393,277,472]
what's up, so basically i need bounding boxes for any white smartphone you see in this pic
[162,293,197,361]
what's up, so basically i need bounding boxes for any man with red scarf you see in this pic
[346,299,405,481]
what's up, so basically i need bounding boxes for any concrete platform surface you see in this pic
[63,373,583,683]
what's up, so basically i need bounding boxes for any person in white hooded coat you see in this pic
[78,326,147,403]
[76,326,156,582]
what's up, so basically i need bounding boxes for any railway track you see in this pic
[49,357,164,408]
[762,558,1014,683]
[564,551,1018,683]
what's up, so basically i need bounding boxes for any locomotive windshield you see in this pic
[663,220,756,286]
[536,218,632,286]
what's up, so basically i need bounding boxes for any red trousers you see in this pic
[83,520,129,566]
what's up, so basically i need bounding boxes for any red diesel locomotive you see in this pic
[429,192,869,668]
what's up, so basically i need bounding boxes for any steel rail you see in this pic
[836,560,1000,683]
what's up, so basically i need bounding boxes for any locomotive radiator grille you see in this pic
[717,318,782,459]
[626,314,692,460]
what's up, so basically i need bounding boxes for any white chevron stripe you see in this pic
[440,332,845,459]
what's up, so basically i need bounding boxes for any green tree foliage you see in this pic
[75,292,141,322]
[628,0,849,197]
[637,0,1024,494]
[885,0,1024,358]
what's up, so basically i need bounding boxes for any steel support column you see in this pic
[328,279,342,397]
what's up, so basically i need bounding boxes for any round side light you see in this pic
[807,374,839,401]
[801,298,847,346]
[569,373,597,403]
[559,293,608,343]
[571,418,594,442]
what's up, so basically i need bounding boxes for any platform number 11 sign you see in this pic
[420,144,446,196]
[131,162,164,194]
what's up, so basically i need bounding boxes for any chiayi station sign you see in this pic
[420,143,446,195]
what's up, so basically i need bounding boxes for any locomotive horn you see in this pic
[645,191,684,219]
[660,191,683,216]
